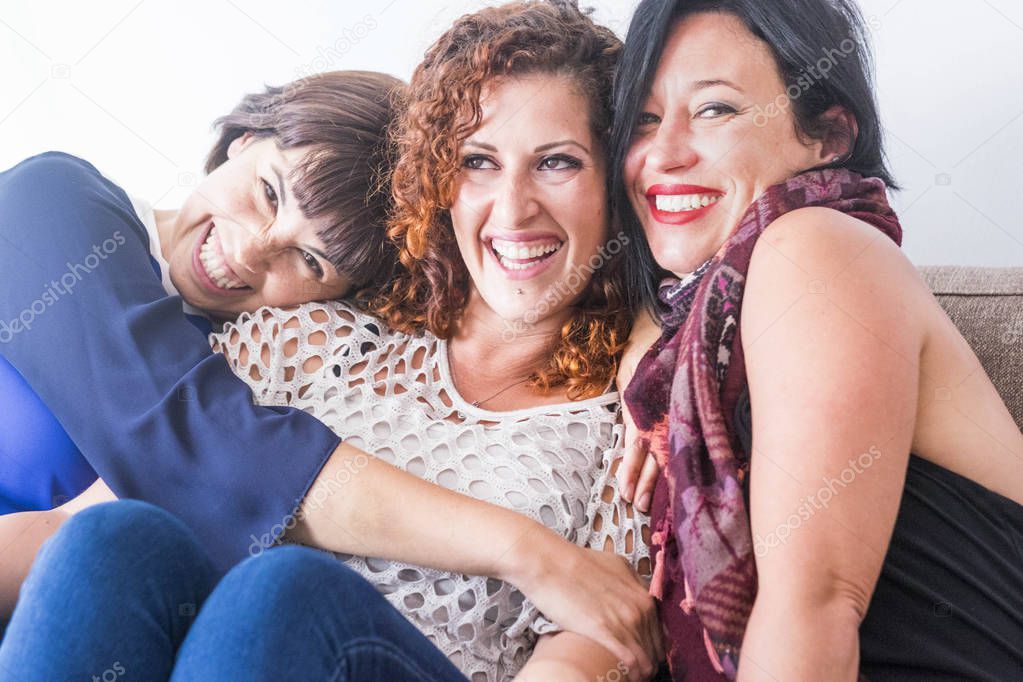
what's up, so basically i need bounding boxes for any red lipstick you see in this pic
[644,184,724,226]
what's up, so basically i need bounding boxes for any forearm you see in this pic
[289,441,564,582]
[739,594,861,681]
[0,478,116,619]
[0,509,67,619]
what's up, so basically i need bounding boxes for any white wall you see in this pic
[2,0,1020,266]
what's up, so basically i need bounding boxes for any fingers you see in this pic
[631,591,661,677]
[616,618,653,681]
[634,452,660,513]
[647,598,665,668]
[618,434,647,503]
[595,628,640,681]
[619,584,656,678]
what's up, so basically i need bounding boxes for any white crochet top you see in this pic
[210,300,650,681]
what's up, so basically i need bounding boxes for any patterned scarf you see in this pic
[623,169,902,679]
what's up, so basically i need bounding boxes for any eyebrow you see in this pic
[462,139,591,154]
[692,78,744,93]
[271,164,287,208]
[535,139,590,154]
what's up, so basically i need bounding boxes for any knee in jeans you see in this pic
[231,546,377,605]
[50,500,191,564]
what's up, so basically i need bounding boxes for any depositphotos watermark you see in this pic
[91,661,125,682]
[293,15,379,80]
[753,445,882,557]
[752,36,862,128]
[245,15,381,128]
[0,231,127,343]
[597,661,630,682]
[500,231,630,342]
[248,453,370,556]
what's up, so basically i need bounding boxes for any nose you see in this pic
[644,115,700,175]
[232,220,277,275]
[489,169,541,229]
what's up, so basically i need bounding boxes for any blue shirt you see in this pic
[0,152,341,571]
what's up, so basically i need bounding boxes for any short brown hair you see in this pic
[365,0,628,400]
[206,70,405,291]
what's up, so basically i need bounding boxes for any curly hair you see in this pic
[362,0,629,400]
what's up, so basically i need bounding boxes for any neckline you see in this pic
[436,337,619,419]
[129,194,207,321]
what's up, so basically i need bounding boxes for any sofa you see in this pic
[919,266,1023,430]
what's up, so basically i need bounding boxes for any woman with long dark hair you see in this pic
[612,1,1023,679]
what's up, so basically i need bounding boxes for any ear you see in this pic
[226,131,256,160]
[811,105,859,164]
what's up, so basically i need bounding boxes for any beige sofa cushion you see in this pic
[919,266,1023,430]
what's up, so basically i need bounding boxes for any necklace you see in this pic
[469,376,531,408]
[446,341,531,409]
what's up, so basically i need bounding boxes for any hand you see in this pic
[513,661,589,682]
[617,398,660,514]
[504,529,664,680]
[616,309,663,513]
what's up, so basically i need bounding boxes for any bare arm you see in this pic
[0,478,116,618]
[738,209,923,680]
[514,439,663,681]
[211,303,659,673]
[515,632,642,682]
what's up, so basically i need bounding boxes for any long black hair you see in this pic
[610,0,897,313]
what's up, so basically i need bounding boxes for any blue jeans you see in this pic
[0,500,468,681]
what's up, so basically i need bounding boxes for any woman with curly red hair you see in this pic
[0,2,664,681]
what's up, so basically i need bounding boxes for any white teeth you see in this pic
[654,193,721,213]
[199,226,247,289]
[497,257,534,270]
[490,239,562,261]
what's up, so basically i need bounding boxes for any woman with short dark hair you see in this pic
[611,1,1023,679]
[0,70,403,520]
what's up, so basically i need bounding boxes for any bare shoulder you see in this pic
[753,206,910,280]
[743,206,933,346]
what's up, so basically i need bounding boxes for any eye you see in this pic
[462,155,498,170]
[299,250,324,279]
[695,103,737,119]
[261,178,279,213]
[538,154,582,171]
[637,112,661,127]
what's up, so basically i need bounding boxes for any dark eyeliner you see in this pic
[261,178,278,212]
[697,102,738,118]
[301,250,324,279]
[539,154,582,170]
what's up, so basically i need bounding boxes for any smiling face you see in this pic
[160,134,350,319]
[450,73,609,325]
[624,11,836,275]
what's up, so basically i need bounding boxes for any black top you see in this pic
[859,454,1023,680]
[734,392,1023,679]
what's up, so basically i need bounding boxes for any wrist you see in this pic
[496,519,570,586]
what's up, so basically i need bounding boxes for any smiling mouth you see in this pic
[487,237,564,272]
[653,192,722,212]
[644,185,725,226]
[193,222,251,293]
